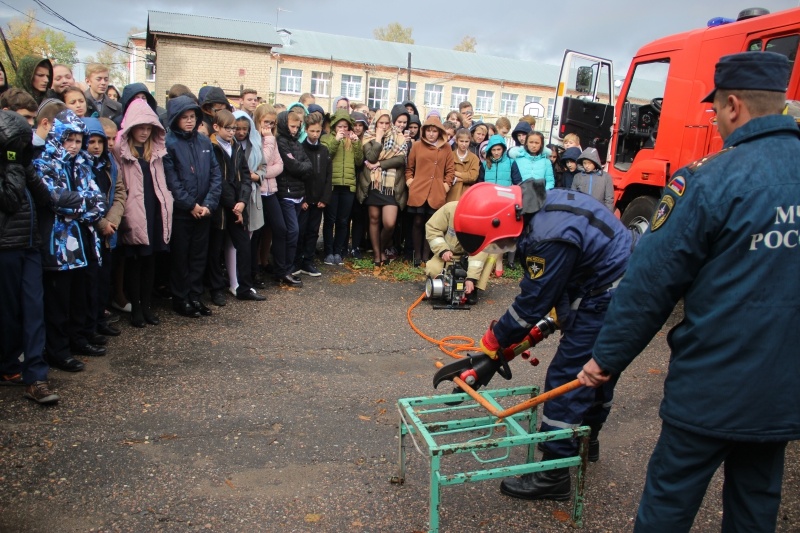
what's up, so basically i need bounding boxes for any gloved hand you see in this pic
[479,321,500,359]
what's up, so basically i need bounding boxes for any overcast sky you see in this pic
[1,0,798,75]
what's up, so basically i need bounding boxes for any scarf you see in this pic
[362,110,407,195]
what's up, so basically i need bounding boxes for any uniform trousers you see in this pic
[170,214,210,303]
[539,291,618,457]
[635,421,786,533]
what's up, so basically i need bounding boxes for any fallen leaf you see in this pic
[377,408,387,415]
[225,479,236,490]
[358,415,371,421]
[647,368,663,375]
[553,509,570,522]
[304,513,322,523]
[352,519,364,527]
[375,398,386,404]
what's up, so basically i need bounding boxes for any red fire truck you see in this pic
[549,7,800,223]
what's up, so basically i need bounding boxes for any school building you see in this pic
[145,11,561,129]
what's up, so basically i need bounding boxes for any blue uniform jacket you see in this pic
[494,188,632,346]
[163,96,222,213]
[592,114,800,442]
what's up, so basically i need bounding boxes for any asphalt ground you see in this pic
[0,267,798,532]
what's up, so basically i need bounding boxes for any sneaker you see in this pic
[23,381,60,404]
[291,266,303,276]
[334,254,345,266]
[300,264,322,277]
[323,254,336,265]
[350,248,363,259]
[111,300,132,313]
[0,373,23,386]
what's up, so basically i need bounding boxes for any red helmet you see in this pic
[454,182,524,254]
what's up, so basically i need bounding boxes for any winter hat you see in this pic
[351,112,369,127]
[576,147,602,169]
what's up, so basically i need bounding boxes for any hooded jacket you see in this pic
[112,100,172,247]
[320,109,363,192]
[391,103,410,128]
[572,147,614,210]
[0,111,50,251]
[408,114,421,141]
[478,134,521,186]
[199,86,232,132]
[287,101,308,143]
[275,110,311,200]
[511,121,532,146]
[402,100,419,117]
[512,141,555,190]
[34,109,108,270]
[163,95,222,213]
[83,117,126,249]
[302,136,332,205]
[406,116,455,210]
[560,146,582,189]
[16,56,53,106]
[210,131,253,228]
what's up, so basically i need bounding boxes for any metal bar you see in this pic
[439,456,584,486]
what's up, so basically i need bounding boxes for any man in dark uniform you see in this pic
[452,180,642,500]
[579,52,799,531]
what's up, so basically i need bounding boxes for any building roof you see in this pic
[146,11,283,48]
[145,10,560,88]
[278,29,559,87]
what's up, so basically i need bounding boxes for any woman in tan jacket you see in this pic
[405,116,454,267]
[446,128,480,202]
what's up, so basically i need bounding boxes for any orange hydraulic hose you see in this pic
[406,292,475,359]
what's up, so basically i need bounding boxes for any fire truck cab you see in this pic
[549,7,800,223]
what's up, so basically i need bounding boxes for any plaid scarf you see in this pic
[363,110,407,195]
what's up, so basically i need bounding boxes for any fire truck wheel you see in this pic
[621,195,659,227]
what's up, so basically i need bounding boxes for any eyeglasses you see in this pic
[223,126,236,132]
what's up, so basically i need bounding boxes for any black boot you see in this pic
[500,453,571,501]
[588,424,602,463]
[129,302,146,328]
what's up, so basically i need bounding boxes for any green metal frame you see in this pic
[393,386,589,533]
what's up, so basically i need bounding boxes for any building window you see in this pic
[547,97,555,118]
[525,95,542,105]
[424,84,443,108]
[145,58,156,82]
[310,71,331,97]
[368,78,390,110]
[341,74,362,100]
[450,87,469,110]
[500,93,518,115]
[280,68,302,94]
[476,90,494,113]
[397,81,416,103]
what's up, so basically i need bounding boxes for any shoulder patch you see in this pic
[687,146,735,172]
[651,195,675,232]
[666,175,685,196]
[526,256,546,279]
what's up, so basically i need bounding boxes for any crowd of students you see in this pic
[0,56,615,405]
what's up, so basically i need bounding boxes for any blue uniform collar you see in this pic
[723,114,800,149]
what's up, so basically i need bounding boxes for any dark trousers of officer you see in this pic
[0,249,49,383]
[206,220,227,293]
[635,421,787,533]
[295,204,323,268]
[226,212,253,295]
[170,214,210,303]
[323,187,354,257]
[43,265,93,363]
[539,292,618,457]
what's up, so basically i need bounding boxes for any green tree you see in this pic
[84,45,128,88]
[454,36,477,53]
[373,23,414,44]
[0,10,78,83]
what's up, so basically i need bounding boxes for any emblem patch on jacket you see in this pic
[666,175,685,196]
[526,256,545,279]
[651,195,675,231]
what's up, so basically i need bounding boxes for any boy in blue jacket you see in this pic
[163,95,222,317]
